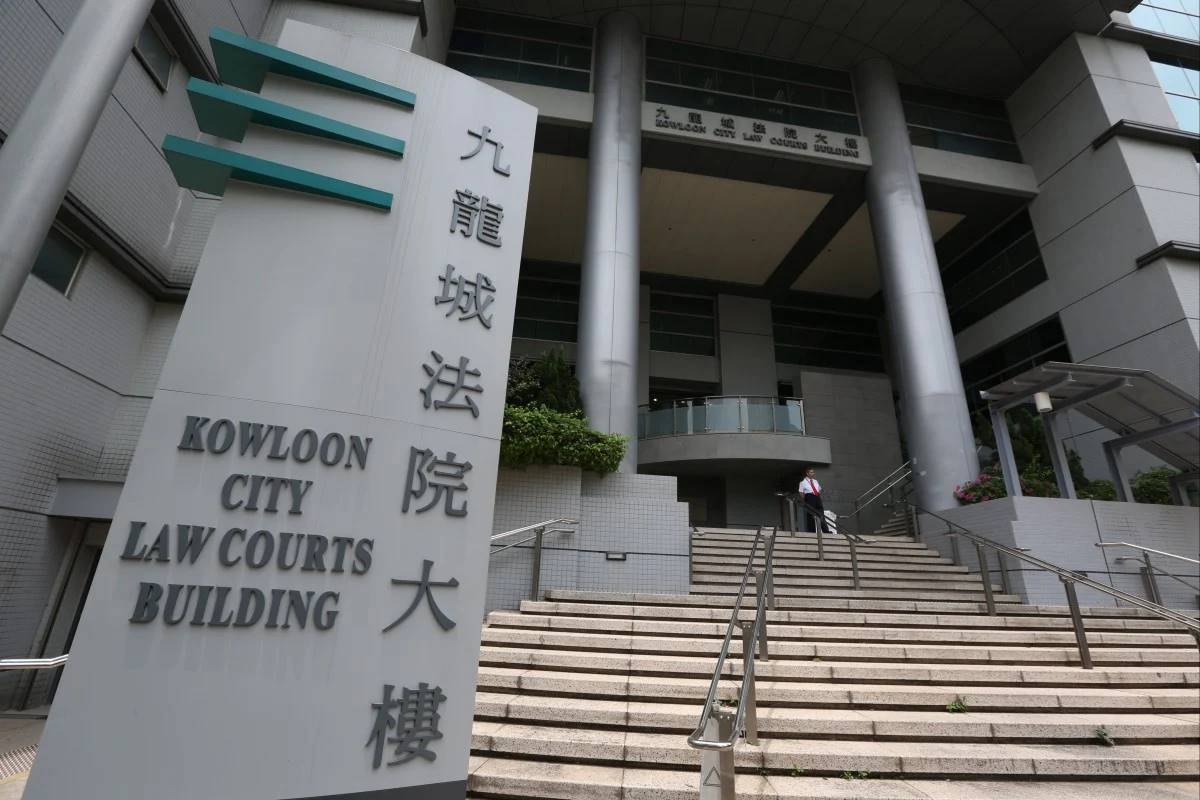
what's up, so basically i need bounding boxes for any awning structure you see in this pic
[979,362,1199,504]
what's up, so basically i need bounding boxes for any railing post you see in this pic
[699,707,736,800]
[976,543,996,615]
[739,622,759,746]
[816,523,825,561]
[847,537,861,590]
[997,551,1012,596]
[949,531,961,566]
[1141,552,1163,605]
[1061,577,1093,670]
[529,527,545,601]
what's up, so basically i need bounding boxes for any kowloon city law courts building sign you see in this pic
[24,21,535,800]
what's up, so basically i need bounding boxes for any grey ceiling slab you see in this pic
[765,17,810,57]
[740,11,780,52]
[784,0,826,23]
[814,0,868,34]
[682,4,720,42]
[651,3,686,39]
[711,7,750,49]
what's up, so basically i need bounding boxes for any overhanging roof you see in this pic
[980,361,1200,472]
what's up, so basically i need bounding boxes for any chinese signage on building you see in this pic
[643,101,871,167]
[25,21,536,800]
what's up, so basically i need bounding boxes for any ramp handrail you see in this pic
[489,518,579,603]
[1095,541,1200,602]
[687,525,776,758]
[897,497,1200,663]
[0,655,68,670]
[852,460,912,513]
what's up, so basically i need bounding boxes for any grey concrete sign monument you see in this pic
[24,21,535,800]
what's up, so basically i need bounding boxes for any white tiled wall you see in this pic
[925,497,1199,610]
[485,467,692,613]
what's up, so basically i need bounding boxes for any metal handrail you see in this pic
[1096,541,1200,603]
[852,460,912,511]
[637,395,806,439]
[1096,541,1200,566]
[898,498,1200,649]
[687,526,776,753]
[638,394,802,410]
[490,518,579,604]
[490,518,577,544]
[0,655,68,670]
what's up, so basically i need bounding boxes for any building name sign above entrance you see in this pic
[643,101,871,167]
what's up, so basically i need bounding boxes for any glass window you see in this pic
[134,21,173,90]
[32,227,85,295]
[649,292,715,356]
[943,211,1047,332]
[447,10,592,93]
[513,262,580,343]
[960,317,1070,412]
[1151,54,1200,133]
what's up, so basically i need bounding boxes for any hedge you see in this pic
[499,404,626,474]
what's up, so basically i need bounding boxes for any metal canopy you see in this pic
[980,362,1199,503]
[980,361,1200,472]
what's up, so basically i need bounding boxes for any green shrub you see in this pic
[1077,479,1116,501]
[505,349,581,412]
[500,405,626,474]
[1132,467,1177,505]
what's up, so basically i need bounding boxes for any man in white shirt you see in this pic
[798,467,830,533]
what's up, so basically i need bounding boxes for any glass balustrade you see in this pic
[636,396,806,438]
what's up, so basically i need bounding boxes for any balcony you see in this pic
[636,396,832,471]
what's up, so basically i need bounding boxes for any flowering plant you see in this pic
[954,466,1007,505]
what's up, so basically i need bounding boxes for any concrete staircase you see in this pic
[467,528,1200,799]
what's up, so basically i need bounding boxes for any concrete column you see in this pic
[0,0,156,330]
[577,11,643,472]
[854,57,979,511]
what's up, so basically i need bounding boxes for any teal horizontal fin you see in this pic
[161,135,392,211]
[210,28,416,110]
[186,78,405,157]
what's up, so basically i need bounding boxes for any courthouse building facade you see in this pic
[0,0,1197,709]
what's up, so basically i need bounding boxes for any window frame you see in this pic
[133,19,175,92]
[31,224,88,298]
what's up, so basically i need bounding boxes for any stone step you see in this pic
[690,573,997,592]
[540,591,1183,622]
[475,667,1200,711]
[688,584,1018,602]
[519,601,1192,633]
[472,692,1200,742]
[466,758,1200,800]
[486,611,1200,647]
[692,543,946,560]
[691,557,973,574]
[479,628,1200,666]
[697,530,931,549]
[476,647,1199,686]
[470,722,1200,778]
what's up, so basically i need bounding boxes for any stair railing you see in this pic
[687,525,777,800]
[897,498,1200,666]
[852,460,912,518]
[780,497,868,590]
[489,518,579,603]
[1095,541,1200,607]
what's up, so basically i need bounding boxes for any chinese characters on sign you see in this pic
[367,683,447,768]
[383,559,459,632]
[377,122,514,775]
[420,350,483,417]
[435,264,494,328]
[450,189,503,247]
[402,446,472,517]
[648,103,865,162]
